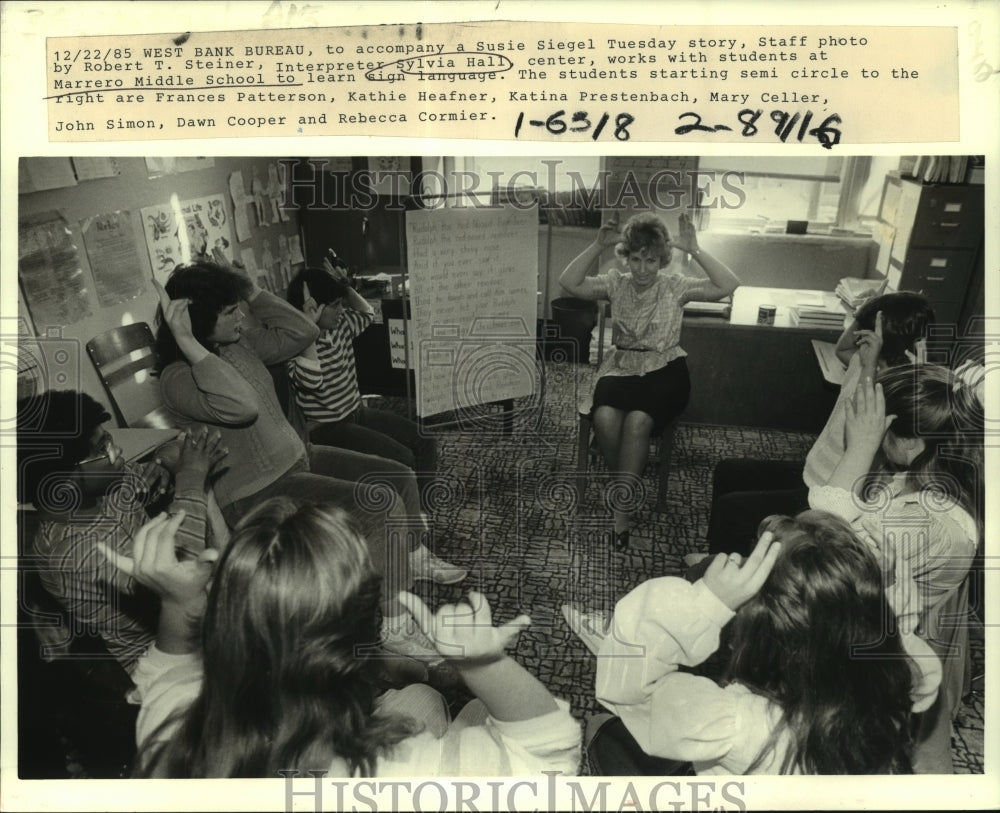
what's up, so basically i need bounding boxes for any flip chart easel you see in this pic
[404,206,539,421]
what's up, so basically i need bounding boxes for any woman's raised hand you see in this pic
[845,376,896,453]
[594,217,622,249]
[397,590,531,666]
[668,211,700,255]
[153,277,211,364]
[153,278,195,342]
[702,531,782,611]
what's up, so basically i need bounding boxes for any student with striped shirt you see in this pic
[286,261,439,515]
[16,390,225,685]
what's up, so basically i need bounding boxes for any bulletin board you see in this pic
[405,206,539,418]
[16,156,303,412]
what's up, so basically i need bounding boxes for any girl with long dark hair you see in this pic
[809,364,983,772]
[591,512,941,774]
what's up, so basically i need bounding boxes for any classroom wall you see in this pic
[17,157,301,418]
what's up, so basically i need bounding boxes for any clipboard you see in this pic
[811,339,847,386]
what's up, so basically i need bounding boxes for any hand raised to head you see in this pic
[854,310,884,371]
[702,531,782,611]
[301,281,323,323]
[668,211,700,255]
[153,277,195,341]
[323,251,350,284]
[595,216,622,249]
[844,376,896,452]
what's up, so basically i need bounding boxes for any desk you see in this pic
[109,428,178,462]
[730,286,850,329]
[681,287,846,432]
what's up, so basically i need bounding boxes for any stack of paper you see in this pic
[789,291,849,329]
[835,277,887,310]
[683,301,731,318]
[790,309,848,329]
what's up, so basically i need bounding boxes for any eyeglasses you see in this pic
[78,432,120,467]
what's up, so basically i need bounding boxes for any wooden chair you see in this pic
[86,323,173,429]
[576,412,679,513]
[578,300,679,512]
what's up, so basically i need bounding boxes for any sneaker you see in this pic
[561,604,611,656]
[409,545,468,585]
[380,617,444,666]
[682,552,709,568]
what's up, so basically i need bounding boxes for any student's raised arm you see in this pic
[242,288,320,365]
[323,255,375,319]
[98,511,218,655]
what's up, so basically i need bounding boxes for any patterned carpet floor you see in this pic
[29,356,983,778]
[395,358,984,775]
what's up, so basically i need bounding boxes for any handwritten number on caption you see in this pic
[514,111,634,141]
[676,109,842,149]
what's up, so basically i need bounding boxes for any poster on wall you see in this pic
[18,157,77,193]
[140,193,235,283]
[72,157,121,181]
[229,170,253,242]
[145,157,216,179]
[81,210,146,307]
[17,211,93,330]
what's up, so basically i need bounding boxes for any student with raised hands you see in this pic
[17,389,226,683]
[809,365,983,773]
[588,513,942,775]
[705,292,936,560]
[104,498,580,778]
[286,256,441,518]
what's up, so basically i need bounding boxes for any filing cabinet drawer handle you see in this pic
[940,222,960,228]
[925,276,946,282]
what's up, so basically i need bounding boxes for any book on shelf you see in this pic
[906,155,970,184]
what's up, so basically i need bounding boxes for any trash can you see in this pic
[551,297,599,363]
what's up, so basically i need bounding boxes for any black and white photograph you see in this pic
[2,3,997,812]
[12,152,988,778]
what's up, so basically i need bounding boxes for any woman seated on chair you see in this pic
[559,212,740,549]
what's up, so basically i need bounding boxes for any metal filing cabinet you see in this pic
[880,175,984,327]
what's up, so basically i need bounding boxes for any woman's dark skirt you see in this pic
[591,355,690,433]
